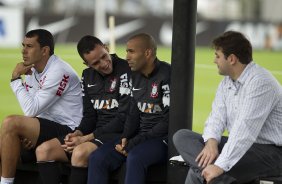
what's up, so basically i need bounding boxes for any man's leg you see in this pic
[173,129,228,184]
[36,138,69,184]
[69,142,98,184]
[223,144,282,183]
[173,129,205,168]
[124,138,167,184]
[185,169,205,184]
[87,140,125,184]
[1,115,40,183]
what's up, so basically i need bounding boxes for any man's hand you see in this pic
[12,62,34,79]
[62,131,83,153]
[115,138,128,156]
[64,130,83,142]
[62,131,93,153]
[62,136,83,153]
[195,138,219,168]
[201,164,224,184]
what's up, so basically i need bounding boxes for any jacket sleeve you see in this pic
[10,69,72,117]
[94,72,132,137]
[76,73,97,135]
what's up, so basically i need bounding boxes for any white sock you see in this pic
[0,177,14,184]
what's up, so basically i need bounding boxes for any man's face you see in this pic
[83,44,113,75]
[21,36,44,66]
[214,49,230,76]
[126,38,147,72]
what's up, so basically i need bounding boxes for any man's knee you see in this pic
[36,142,54,161]
[71,146,89,166]
[173,129,193,148]
[1,115,21,133]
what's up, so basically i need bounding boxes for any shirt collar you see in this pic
[225,61,255,89]
[236,61,255,85]
[34,55,56,75]
[145,58,160,78]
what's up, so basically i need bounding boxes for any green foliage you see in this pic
[0,45,281,134]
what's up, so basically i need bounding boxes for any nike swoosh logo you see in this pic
[87,84,97,88]
[27,17,77,35]
[132,87,142,91]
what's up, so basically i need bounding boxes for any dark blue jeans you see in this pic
[87,138,168,184]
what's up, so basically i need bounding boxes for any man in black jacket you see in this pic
[87,33,171,184]
[35,35,131,184]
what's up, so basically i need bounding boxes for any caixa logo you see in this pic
[0,19,6,37]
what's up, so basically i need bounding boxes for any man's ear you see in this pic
[41,46,50,56]
[104,44,109,52]
[145,49,152,57]
[228,54,238,65]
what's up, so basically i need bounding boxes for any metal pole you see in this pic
[167,0,197,183]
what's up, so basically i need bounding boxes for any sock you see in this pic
[37,161,61,184]
[0,177,14,184]
[69,166,88,184]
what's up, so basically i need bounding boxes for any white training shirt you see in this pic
[10,55,83,130]
[202,62,282,171]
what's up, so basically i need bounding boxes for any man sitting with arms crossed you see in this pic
[173,31,282,184]
[35,35,131,184]
[0,29,83,184]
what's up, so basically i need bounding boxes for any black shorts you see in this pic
[36,117,73,146]
[21,117,73,163]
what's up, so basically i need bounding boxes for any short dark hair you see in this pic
[25,29,54,55]
[212,31,253,64]
[77,35,104,60]
[128,33,157,56]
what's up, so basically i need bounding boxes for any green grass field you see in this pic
[0,45,281,133]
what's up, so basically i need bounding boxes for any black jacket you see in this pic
[122,58,171,151]
[77,54,131,139]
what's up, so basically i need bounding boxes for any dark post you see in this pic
[167,0,197,183]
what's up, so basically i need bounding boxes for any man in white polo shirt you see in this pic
[0,29,82,184]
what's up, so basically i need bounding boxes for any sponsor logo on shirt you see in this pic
[91,99,119,109]
[56,75,69,96]
[119,73,131,95]
[137,102,162,113]
[162,84,170,107]
[120,73,129,88]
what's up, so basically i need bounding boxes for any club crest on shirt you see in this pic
[109,77,117,92]
[150,82,158,98]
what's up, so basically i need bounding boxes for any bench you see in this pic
[16,162,281,184]
[15,162,169,184]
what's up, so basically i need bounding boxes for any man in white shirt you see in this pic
[0,29,83,184]
[173,31,282,184]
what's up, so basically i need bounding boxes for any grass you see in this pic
[0,45,281,133]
